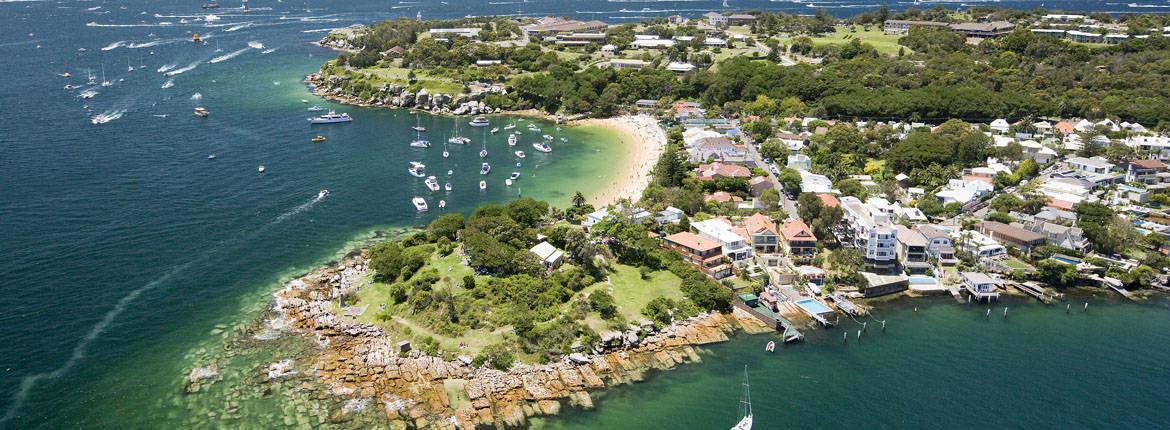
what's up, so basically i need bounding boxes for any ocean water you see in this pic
[0,0,1165,428]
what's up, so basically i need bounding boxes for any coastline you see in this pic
[574,115,666,208]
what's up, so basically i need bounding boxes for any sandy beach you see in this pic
[574,115,666,207]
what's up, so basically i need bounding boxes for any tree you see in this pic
[679,272,732,311]
[835,178,867,199]
[760,139,788,161]
[916,194,944,217]
[474,343,516,371]
[589,290,618,319]
[505,198,549,227]
[778,168,803,194]
[1037,259,1078,287]
[571,191,587,208]
[743,120,774,141]
[368,241,404,281]
[428,213,465,240]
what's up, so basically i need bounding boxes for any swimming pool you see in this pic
[908,276,938,285]
[1050,254,1082,265]
[795,298,833,314]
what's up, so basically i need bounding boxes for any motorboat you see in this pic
[490,127,499,134]
[308,111,352,124]
[410,139,431,148]
[543,134,553,140]
[479,180,487,190]
[533,142,552,153]
[207,154,217,160]
[258,165,265,173]
[505,179,513,187]
[424,176,441,192]
[514,150,526,159]
[412,197,428,212]
[311,135,326,143]
[479,148,488,158]
[317,188,329,199]
[765,341,775,353]
[300,99,308,103]
[307,105,324,112]
[412,126,426,132]
[507,134,517,146]
[447,170,453,175]
[509,172,520,180]
[480,162,490,175]
[468,116,490,127]
[560,137,568,143]
[408,161,426,178]
[194,107,209,117]
[503,123,516,130]
[90,114,113,125]
[203,1,220,9]
[438,200,446,209]
[448,136,470,145]
[442,150,449,158]
[444,182,452,192]
[79,90,97,99]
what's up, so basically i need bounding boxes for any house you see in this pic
[689,137,749,163]
[692,218,753,266]
[428,28,482,38]
[601,44,617,54]
[1125,136,1170,161]
[954,230,1007,258]
[630,35,676,49]
[1065,156,1115,175]
[948,21,1014,38]
[894,225,930,273]
[960,272,1001,301]
[529,242,565,268]
[780,219,817,263]
[382,46,404,57]
[662,232,732,279]
[522,17,608,36]
[917,225,957,265]
[666,62,697,73]
[674,101,705,121]
[475,60,502,67]
[882,19,949,35]
[744,213,780,254]
[1053,120,1075,135]
[605,59,650,70]
[800,171,833,194]
[696,162,751,180]
[776,133,807,153]
[817,194,840,208]
[990,118,1011,134]
[703,12,727,27]
[554,32,607,46]
[786,154,812,171]
[1025,221,1090,252]
[840,196,899,272]
[582,207,612,228]
[1125,159,1169,185]
[635,99,658,110]
[656,206,685,224]
[936,179,994,205]
[703,37,728,47]
[749,176,773,197]
[583,204,651,228]
[860,272,909,297]
[727,14,756,25]
[979,221,1046,253]
[704,191,744,204]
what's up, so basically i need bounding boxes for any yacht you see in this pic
[202,1,220,9]
[514,150,526,159]
[207,154,217,160]
[194,107,209,117]
[444,182,452,192]
[424,176,441,192]
[507,134,517,146]
[479,162,490,175]
[509,172,520,180]
[410,139,431,148]
[317,188,329,199]
[257,165,265,173]
[407,161,426,178]
[449,121,468,144]
[490,127,499,134]
[731,367,753,430]
[503,123,516,131]
[308,111,352,124]
[468,116,490,127]
[411,197,428,212]
[479,180,487,190]
[307,105,324,112]
[411,115,425,132]
[533,142,552,153]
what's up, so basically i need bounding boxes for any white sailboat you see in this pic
[100,64,112,87]
[731,366,753,430]
[127,57,134,72]
[410,124,430,148]
[449,120,469,144]
[412,115,425,132]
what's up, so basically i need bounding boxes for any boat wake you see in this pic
[164,61,200,76]
[191,92,203,101]
[224,22,252,32]
[161,78,174,89]
[0,193,326,424]
[157,62,178,73]
[100,40,126,51]
[209,47,249,64]
[260,47,277,54]
[90,109,126,125]
[247,40,264,49]
[127,40,165,49]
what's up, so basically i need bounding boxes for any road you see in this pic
[742,137,798,220]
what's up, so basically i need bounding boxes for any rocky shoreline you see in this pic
[193,250,773,428]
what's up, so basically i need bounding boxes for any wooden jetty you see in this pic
[1006,281,1054,304]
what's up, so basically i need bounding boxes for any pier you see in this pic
[733,300,804,342]
[829,293,866,316]
[1005,281,1054,304]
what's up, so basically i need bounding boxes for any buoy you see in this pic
[914,307,918,312]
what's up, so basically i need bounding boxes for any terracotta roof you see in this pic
[697,162,751,179]
[745,213,778,236]
[664,232,722,252]
[1131,159,1167,170]
[780,220,816,242]
[817,194,840,208]
[1054,121,1075,134]
[704,191,744,203]
[980,221,1045,243]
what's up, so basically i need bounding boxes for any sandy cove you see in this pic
[228,251,772,429]
[572,115,666,208]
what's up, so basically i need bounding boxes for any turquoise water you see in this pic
[796,298,833,314]
[1,0,1167,428]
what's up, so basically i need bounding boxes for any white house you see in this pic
[631,36,675,49]
[656,207,685,224]
[990,118,1011,134]
[799,171,833,194]
[529,242,565,268]
[691,218,753,266]
[960,272,1001,301]
[703,12,727,26]
[1065,156,1115,175]
[840,196,899,272]
[787,154,812,171]
[935,179,994,205]
[666,62,696,73]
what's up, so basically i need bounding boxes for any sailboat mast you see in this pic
[743,365,751,418]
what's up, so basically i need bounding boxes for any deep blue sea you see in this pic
[0,0,1167,428]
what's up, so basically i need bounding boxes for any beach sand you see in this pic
[574,115,666,207]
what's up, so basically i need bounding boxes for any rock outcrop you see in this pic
[304,72,505,116]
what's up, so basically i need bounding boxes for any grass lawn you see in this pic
[576,264,684,333]
[354,66,466,94]
[810,27,907,57]
[1002,257,1035,271]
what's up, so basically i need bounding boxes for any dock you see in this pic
[829,293,866,316]
[1086,274,1134,300]
[733,300,804,342]
[1006,281,1054,304]
[946,285,965,303]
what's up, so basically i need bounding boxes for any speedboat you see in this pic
[468,116,490,127]
[490,127,499,134]
[79,90,97,99]
[447,170,453,175]
[317,189,329,199]
[439,200,446,209]
[514,150,526,158]
[533,142,552,153]
[410,139,430,148]
[480,162,490,175]
[509,172,520,180]
[91,114,112,125]
[507,134,517,146]
[407,161,426,178]
[765,341,775,353]
[479,180,487,190]
[479,148,488,158]
[308,111,352,124]
[412,197,428,212]
[64,84,75,90]
[560,137,568,143]
[424,176,441,192]
[543,134,553,140]
[207,154,217,160]
[307,105,324,112]
[444,182,452,191]
[258,165,265,173]
[194,107,209,117]
[311,135,326,143]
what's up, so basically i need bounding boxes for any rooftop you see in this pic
[664,231,722,253]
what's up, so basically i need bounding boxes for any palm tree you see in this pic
[571,191,586,208]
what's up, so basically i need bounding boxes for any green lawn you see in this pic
[1002,258,1035,271]
[576,264,684,332]
[811,27,907,56]
[353,66,466,94]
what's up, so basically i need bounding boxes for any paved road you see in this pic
[743,137,798,220]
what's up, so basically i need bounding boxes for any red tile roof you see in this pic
[704,192,744,203]
[697,162,751,180]
[1131,159,1167,170]
[664,232,722,252]
[780,220,816,242]
[745,213,777,236]
[817,194,840,208]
